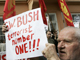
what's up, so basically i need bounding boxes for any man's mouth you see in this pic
[60,51,65,53]
[59,50,66,55]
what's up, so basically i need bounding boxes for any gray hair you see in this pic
[75,28,80,43]
[61,26,80,43]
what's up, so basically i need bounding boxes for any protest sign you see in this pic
[4,8,48,60]
[0,52,28,60]
[0,51,6,60]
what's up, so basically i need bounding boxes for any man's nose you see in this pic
[58,41,65,49]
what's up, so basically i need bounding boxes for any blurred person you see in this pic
[42,26,80,60]
[46,30,56,44]
[51,30,58,40]
[51,30,58,52]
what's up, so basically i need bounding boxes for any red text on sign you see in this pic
[8,25,32,41]
[15,38,40,55]
[12,33,34,45]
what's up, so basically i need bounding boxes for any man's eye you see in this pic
[65,40,71,43]
[66,41,69,42]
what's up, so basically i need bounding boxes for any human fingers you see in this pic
[42,49,45,56]
[2,25,7,29]
[2,23,8,29]
[2,26,8,34]
[42,47,47,57]
[2,27,8,31]
[2,23,8,31]
[45,43,51,47]
[2,28,8,34]
[46,43,55,48]
[43,44,60,60]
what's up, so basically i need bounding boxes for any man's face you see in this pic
[57,29,80,60]
[46,31,51,39]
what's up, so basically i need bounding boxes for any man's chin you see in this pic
[60,56,69,60]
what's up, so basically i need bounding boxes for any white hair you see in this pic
[61,26,80,43]
[75,28,80,43]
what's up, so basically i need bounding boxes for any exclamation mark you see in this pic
[29,41,31,52]
[33,40,36,51]
[37,39,40,50]
[23,59,25,60]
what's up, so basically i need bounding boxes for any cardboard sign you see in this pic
[4,8,48,60]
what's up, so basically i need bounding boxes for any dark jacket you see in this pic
[48,37,56,44]
[48,37,58,53]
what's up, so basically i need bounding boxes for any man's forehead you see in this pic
[61,27,76,32]
[59,28,75,35]
[57,38,72,41]
[58,29,76,40]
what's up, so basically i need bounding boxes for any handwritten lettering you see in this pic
[8,25,32,41]
[12,33,34,45]
[6,10,39,30]
[15,38,40,55]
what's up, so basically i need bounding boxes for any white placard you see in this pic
[4,8,48,60]
[0,51,6,60]
[0,51,29,60]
